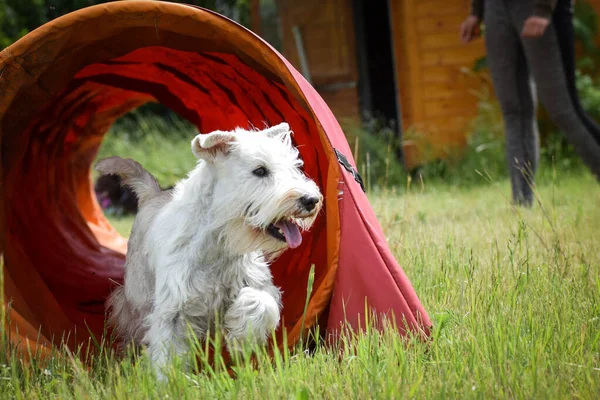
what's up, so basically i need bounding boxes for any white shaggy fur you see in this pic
[96,123,322,376]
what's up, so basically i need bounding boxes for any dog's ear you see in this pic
[263,122,291,139]
[191,130,237,162]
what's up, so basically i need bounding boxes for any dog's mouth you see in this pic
[266,219,303,249]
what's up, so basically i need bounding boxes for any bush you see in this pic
[0,0,249,50]
[341,118,408,190]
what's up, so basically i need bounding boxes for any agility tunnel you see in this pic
[0,1,431,357]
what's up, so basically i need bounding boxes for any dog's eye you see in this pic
[252,166,268,177]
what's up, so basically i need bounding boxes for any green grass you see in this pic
[2,121,600,399]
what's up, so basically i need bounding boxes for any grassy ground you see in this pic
[2,123,600,399]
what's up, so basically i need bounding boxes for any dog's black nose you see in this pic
[300,195,320,212]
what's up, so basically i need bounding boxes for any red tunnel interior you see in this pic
[2,45,333,351]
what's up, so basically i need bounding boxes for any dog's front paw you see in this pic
[224,287,280,352]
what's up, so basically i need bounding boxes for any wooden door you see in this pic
[275,0,360,123]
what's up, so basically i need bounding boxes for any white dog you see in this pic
[96,123,322,374]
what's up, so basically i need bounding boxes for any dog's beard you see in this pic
[220,203,320,257]
[221,221,286,255]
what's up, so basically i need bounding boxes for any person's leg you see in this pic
[484,0,539,206]
[552,0,600,144]
[512,1,600,179]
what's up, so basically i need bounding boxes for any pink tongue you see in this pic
[275,220,303,249]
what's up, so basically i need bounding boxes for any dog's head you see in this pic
[191,122,323,255]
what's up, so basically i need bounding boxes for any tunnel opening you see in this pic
[92,103,196,225]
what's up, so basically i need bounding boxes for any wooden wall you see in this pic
[390,0,486,168]
[274,0,360,123]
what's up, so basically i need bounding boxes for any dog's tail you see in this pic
[95,156,161,206]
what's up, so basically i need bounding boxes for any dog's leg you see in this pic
[145,310,189,380]
[143,269,193,380]
[224,285,281,354]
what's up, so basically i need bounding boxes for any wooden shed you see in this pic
[250,0,600,169]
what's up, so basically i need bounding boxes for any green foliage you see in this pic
[472,55,488,72]
[0,0,9,48]
[418,100,507,185]
[342,119,407,190]
[0,0,46,47]
[0,0,249,49]
[573,0,599,58]
[345,85,513,188]
[575,68,600,120]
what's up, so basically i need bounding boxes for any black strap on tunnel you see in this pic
[334,148,366,192]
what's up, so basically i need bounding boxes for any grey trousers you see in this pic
[484,0,600,206]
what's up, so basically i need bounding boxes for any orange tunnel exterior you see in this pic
[0,1,431,358]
